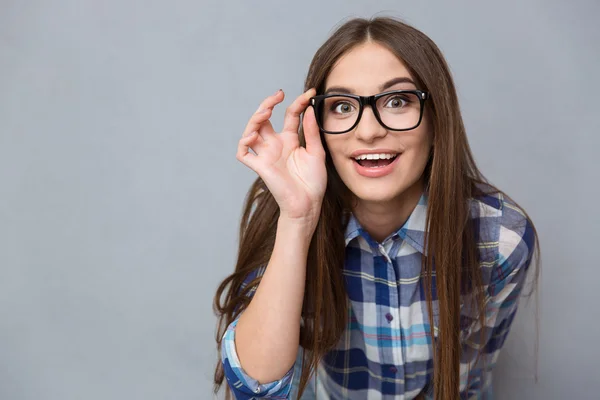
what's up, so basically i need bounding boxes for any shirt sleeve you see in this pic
[221,267,295,399]
[459,202,536,399]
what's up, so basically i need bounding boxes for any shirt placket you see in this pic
[377,239,404,388]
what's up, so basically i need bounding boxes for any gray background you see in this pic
[0,0,598,399]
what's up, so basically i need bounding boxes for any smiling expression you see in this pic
[322,42,434,205]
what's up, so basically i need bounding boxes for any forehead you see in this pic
[325,42,415,93]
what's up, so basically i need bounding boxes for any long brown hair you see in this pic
[213,17,540,399]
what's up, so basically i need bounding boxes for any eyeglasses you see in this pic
[309,90,429,134]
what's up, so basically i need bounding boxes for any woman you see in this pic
[213,16,539,399]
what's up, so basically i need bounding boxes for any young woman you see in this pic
[213,17,539,400]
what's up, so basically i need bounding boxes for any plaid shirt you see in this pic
[221,187,535,399]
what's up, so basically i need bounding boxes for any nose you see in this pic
[354,106,387,142]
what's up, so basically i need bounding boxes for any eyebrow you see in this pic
[324,77,417,95]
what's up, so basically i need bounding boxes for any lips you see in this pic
[354,155,398,167]
[352,152,401,178]
[349,149,400,159]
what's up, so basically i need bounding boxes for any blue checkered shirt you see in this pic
[221,188,535,399]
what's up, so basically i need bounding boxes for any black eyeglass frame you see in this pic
[309,89,430,134]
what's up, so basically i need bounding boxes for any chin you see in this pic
[347,181,411,204]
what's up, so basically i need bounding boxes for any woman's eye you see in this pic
[384,96,408,108]
[333,102,355,114]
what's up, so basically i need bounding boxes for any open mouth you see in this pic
[353,153,399,168]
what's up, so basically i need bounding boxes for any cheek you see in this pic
[416,135,433,158]
[400,133,433,174]
[411,123,433,156]
[324,138,347,165]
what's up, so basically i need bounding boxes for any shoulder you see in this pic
[469,182,536,284]
[469,181,534,244]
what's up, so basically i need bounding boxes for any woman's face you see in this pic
[322,42,433,205]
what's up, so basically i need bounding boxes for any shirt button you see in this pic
[385,313,394,322]
[390,366,398,374]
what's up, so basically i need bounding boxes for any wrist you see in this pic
[277,215,318,244]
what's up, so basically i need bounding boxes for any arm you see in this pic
[222,218,314,398]
[236,217,314,381]
[459,204,536,398]
[221,87,326,398]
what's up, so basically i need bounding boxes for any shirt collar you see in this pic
[344,191,429,255]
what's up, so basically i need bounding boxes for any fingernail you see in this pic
[243,130,257,137]
[274,89,282,95]
[258,108,269,114]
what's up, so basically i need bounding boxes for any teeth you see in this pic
[354,153,398,161]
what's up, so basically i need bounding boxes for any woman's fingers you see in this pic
[302,106,325,157]
[242,90,284,138]
[243,108,275,139]
[236,132,264,171]
[238,88,320,172]
[255,89,284,113]
[257,116,276,141]
[242,130,266,153]
[282,88,316,134]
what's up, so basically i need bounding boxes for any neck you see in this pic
[352,179,425,243]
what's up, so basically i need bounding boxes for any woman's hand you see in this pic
[237,88,327,227]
